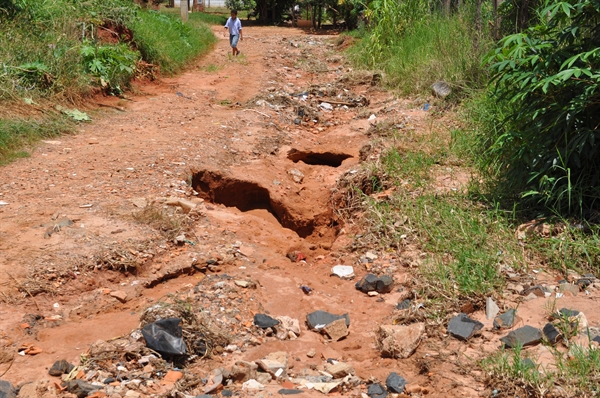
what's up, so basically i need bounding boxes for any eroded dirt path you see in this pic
[4,25,598,398]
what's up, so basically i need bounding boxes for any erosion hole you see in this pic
[287,149,352,167]
[192,170,315,238]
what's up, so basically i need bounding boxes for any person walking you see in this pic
[224,9,243,56]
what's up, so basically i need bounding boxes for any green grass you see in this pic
[350,13,489,96]
[132,10,217,75]
[0,115,75,164]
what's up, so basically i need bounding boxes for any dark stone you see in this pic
[300,286,312,295]
[355,274,379,292]
[500,325,542,348]
[103,377,116,384]
[558,308,580,318]
[294,119,301,125]
[0,380,16,398]
[254,314,280,329]
[278,389,303,395]
[542,323,562,344]
[367,383,388,398]
[447,313,484,341]
[62,380,99,398]
[576,278,593,289]
[397,299,411,310]
[222,390,233,397]
[376,275,394,293]
[48,359,75,377]
[385,372,406,393]
[522,285,546,297]
[493,309,517,330]
[593,336,600,344]
[195,395,213,398]
[306,310,350,329]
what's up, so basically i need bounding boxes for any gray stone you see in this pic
[494,309,517,330]
[385,372,406,393]
[376,275,394,293]
[486,297,500,320]
[542,323,562,344]
[522,285,545,297]
[500,325,542,348]
[49,359,75,376]
[278,389,303,395]
[397,299,411,310]
[559,283,579,295]
[0,380,15,398]
[355,274,379,292]
[557,308,580,318]
[306,310,350,330]
[254,314,280,329]
[63,380,99,398]
[431,81,451,98]
[367,383,388,398]
[447,313,484,341]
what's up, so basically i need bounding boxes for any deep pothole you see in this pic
[287,149,352,167]
[192,170,333,239]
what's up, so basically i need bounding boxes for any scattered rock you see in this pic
[397,299,411,310]
[386,372,407,393]
[275,316,301,340]
[522,285,546,297]
[254,314,280,329]
[331,265,355,279]
[231,361,258,382]
[559,283,579,295]
[203,368,224,393]
[242,379,264,390]
[306,349,316,358]
[542,323,562,345]
[494,309,517,330]
[165,197,196,213]
[48,359,75,376]
[257,351,288,378]
[486,297,500,320]
[162,370,183,385]
[130,197,147,208]
[109,290,128,303]
[367,383,388,398]
[431,81,451,98]
[500,325,543,348]
[355,274,394,294]
[447,313,484,341]
[306,310,350,330]
[287,169,304,183]
[278,389,303,395]
[377,323,425,359]
[323,318,349,341]
[325,362,354,378]
[0,380,16,398]
[63,380,100,398]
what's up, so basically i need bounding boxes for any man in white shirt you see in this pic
[224,10,243,56]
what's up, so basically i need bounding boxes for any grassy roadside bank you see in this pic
[0,0,216,165]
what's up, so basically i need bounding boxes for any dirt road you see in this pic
[0,26,488,396]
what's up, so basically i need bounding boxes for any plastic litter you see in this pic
[141,318,187,356]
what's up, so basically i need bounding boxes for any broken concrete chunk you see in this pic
[386,372,407,393]
[331,265,355,279]
[500,325,542,348]
[109,290,128,303]
[494,309,517,330]
[377,323,425,359]
[323,318,349,341]
[486,297,500,320]
[367,383,388,398]
[242,379,264,390]
[306,310,350,330]
[447,313,484,341]
[276,316,301,340]
[325,362,354,378]
[257,351,288,378]
[254,314,280,329]
[48,359,75,377]
[287,168,304,183]
[542,323,562,344]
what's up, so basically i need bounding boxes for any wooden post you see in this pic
[181,0,188,22]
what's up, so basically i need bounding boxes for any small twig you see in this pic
[242,109,271,118]
[96,103,126,112]
[323,99,356,106]
[6,272,40,311]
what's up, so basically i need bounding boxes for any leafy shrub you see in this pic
[481,0,600,215]
[81,42,138,94]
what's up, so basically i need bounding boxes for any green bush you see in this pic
[131,10,216,75]
[81,42,139,94]
[480,0,600,215]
